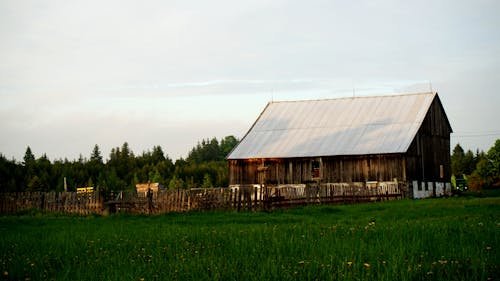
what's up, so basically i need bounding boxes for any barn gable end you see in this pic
[405,94,452,184]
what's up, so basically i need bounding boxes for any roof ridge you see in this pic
[270,91,436,104]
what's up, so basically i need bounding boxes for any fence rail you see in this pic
[0,191,103,215]
[0,182,405,215]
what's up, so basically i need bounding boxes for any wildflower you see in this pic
[363,262,370,268]
[298,261,305,265]
[486,246,492,250]
[346,261,353,266]
[438,259,447,265]
[478,222,484,227]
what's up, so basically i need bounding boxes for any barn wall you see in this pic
[229,154,406,185]
[228,159,259,185]
[321,155,406,183]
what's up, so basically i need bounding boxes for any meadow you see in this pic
[1,196,499,281]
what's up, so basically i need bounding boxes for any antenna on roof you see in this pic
[428,80,433,93]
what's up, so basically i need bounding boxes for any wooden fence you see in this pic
[0,191,103,215]
[0,182,405,215]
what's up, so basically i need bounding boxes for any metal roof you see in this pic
[228,92,439,159]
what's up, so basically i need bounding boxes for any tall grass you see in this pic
[1,197,499,280]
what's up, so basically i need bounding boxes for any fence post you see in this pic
[147,188,153,215]
[237,188,242,211]
[254,186,258,211]
[229,188,233,210]
[40,192,45,211]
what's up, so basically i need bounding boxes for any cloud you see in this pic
[1,0,500,161]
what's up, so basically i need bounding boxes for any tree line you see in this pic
[2,136,498,193]
[451,139,500,190]
[0,136,239,192]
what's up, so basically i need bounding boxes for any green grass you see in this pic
[1,198,499,281]
[459,188,500,198]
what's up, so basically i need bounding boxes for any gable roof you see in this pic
[228,92,447,159]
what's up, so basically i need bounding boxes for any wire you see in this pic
[451,132,500,138]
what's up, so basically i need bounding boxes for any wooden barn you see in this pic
[227,92,452,198]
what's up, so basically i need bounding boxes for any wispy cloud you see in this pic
[1,0,499,161]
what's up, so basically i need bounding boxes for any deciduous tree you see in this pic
[477,139,500,187]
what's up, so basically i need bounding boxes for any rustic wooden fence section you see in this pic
[259,181,405,208]
[0,192,103,214]
[0,182,405,215]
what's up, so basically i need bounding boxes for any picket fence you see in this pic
[0,182,405,215]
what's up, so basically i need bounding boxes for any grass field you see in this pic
[1,197,499,281]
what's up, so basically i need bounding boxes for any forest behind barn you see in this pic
[0,136,499,193]
[0,136,238,192]
[450,139,500,190]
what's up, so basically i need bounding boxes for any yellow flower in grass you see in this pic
[346,261,353,266]
[363,262,370,268]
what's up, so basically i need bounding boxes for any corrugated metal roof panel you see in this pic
[228,92,438,159]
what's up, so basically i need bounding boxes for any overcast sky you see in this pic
[1,0,499,162]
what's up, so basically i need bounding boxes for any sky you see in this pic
[1,0,499,162]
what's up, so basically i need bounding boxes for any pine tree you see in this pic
[451,144,466,176]
[87,177,94,188]
[151,146,166,164]
[23,146,35,165]
[202,173,213,188]
[90,144,103,164]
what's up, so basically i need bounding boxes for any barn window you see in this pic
[311,159,321,179]
[257,159,270,185]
